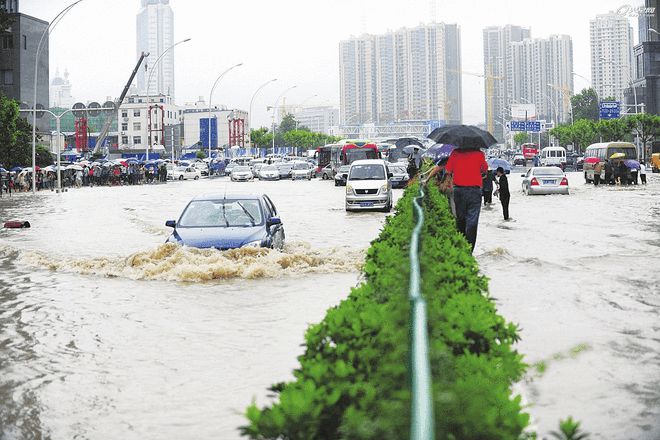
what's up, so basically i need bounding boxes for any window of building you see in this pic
[121,123,128,131]
[133,122,141,131]
[121,110,128,118]
[1,69,13,85]
[153,122,158,129]
[22,35,26,50]
[133,110,140,117]
[138,98,143,103]
[121,136,129,144]
[1,34,13,50]
[128,98,134,103]
[133,136,142,145]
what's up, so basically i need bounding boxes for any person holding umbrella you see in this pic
[424,125,494,252]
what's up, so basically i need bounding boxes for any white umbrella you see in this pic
[66,164,83,171]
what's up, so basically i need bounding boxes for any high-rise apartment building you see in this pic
[482,25,531,141]
[339,23,462,126]
[0,0,49,131]
[136,0,175,100]
[511,35,574,124]
[590,12,634,104]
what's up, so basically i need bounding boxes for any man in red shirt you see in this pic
[426,149,488,252]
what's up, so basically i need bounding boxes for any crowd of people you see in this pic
[594,159,647,186]
[0,160,171,196]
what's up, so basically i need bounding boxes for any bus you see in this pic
[314,143,340,175]
[583,142,637,183]
[521,143,540,160]
[316,140,380,176]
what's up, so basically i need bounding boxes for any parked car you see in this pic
[521,166,569,195]
[171,166,201,181]
[319,164,333,180]
[290,161,313,180]
[165,193,285,250]
[512,155,526,166]
[276,162,294,179]
[224,161,236,176]
[191,161,209,177]
[334,165,350,186]
[345,160,392,212]
[389,163,409,188]
[258,165,280,181]
[230,165,254,182]
[252,163,264,178]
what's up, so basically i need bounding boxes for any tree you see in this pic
[0,92,42,167]
[513,132,528,146]
[250,127,272,148]
[595,119,630,143]
[625,113,660,161]
[196,150,207,159]
[278,113,297,134]
[571,88,599,121]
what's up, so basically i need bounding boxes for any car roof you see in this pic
[191,193,262,201]
[350,159,386,166]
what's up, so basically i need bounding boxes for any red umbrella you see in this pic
[583,157,600,164]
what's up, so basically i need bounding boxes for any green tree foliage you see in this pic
[241,180,529,439]
[549,417,590,440]
[513,132,528,146]
[196,150,207,159]
[0,92,48,167]
[571,88,599,121]
[278,113,298,134]
[595,118,630,143]
[250,127,273,148]
[626,113,660,159]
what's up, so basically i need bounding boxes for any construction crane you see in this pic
[449,68,503,135]
[93,51,150,154]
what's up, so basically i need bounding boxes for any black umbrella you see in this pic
[393,137,425,149]
[427,125,497,150]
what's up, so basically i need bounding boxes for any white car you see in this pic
[521,166,569,195]
[230,166,254,182]
[290,161,313,180]
[171,166,201,181]
[258,165,280,180]
[345,159,392,212]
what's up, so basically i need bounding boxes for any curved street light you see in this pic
[271,85,297,155]
[207,63,243,159]
[30,0,84,193]
[248,78,278,148]
[548,83,574,125]
[146,37,192,161]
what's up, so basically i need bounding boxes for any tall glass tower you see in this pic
[136,0,175,100]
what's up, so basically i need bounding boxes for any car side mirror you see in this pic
[388,172,393,178]
[268,217,281,226]
[165,220,176,228]
[342,173,348,179]
[520,174,526,177]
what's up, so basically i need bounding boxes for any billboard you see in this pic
[510,103,537,120]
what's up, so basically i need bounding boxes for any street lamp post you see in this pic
[648,28,660,40]
[146,37,191,161]
[271,85,297,156]
[548,83,574,125]
[248,78,278,150]
[31,0,85,194]
[207,63,243,160]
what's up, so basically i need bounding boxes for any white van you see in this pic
[540,146,567,168]
[345,159,392,212]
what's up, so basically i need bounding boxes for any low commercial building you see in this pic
[117,93,182,153]
[181,97,247,151]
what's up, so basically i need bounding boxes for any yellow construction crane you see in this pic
[449,68,503,134]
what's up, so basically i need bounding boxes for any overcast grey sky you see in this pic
[23,0,641,128]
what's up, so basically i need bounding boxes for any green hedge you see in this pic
[241,183,529,439]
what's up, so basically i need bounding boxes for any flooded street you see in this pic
[1,173,659,439]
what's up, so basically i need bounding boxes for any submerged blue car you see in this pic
[165,193,285,250]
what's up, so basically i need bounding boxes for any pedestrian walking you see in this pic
[593,161,603,186]
[640,160,647,185]
[482,169,494,205]
[495,167,510,220]
[425,148,488,252]
[604,160,614,185]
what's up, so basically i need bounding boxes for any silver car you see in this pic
[290,161,313,180]
[521,166,569,195]
[258,165,280,181]
[230,165,254,182]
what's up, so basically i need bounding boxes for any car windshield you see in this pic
[277,164,292,170]
[179,199,263,228]
[349,164,386,180]
[292,163,308,170]
[234,166,250,172]
[391,166,407,174]
[533,167,563,176]
[262,166,277,172]
[609,147,636,160]
[175,166,187,171]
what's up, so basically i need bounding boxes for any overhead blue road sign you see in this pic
[510,121,541,132]
[599,101,620,119]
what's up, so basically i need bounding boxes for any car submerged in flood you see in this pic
[165,193,285,250]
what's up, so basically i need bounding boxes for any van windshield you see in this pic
[349,164,386,180]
